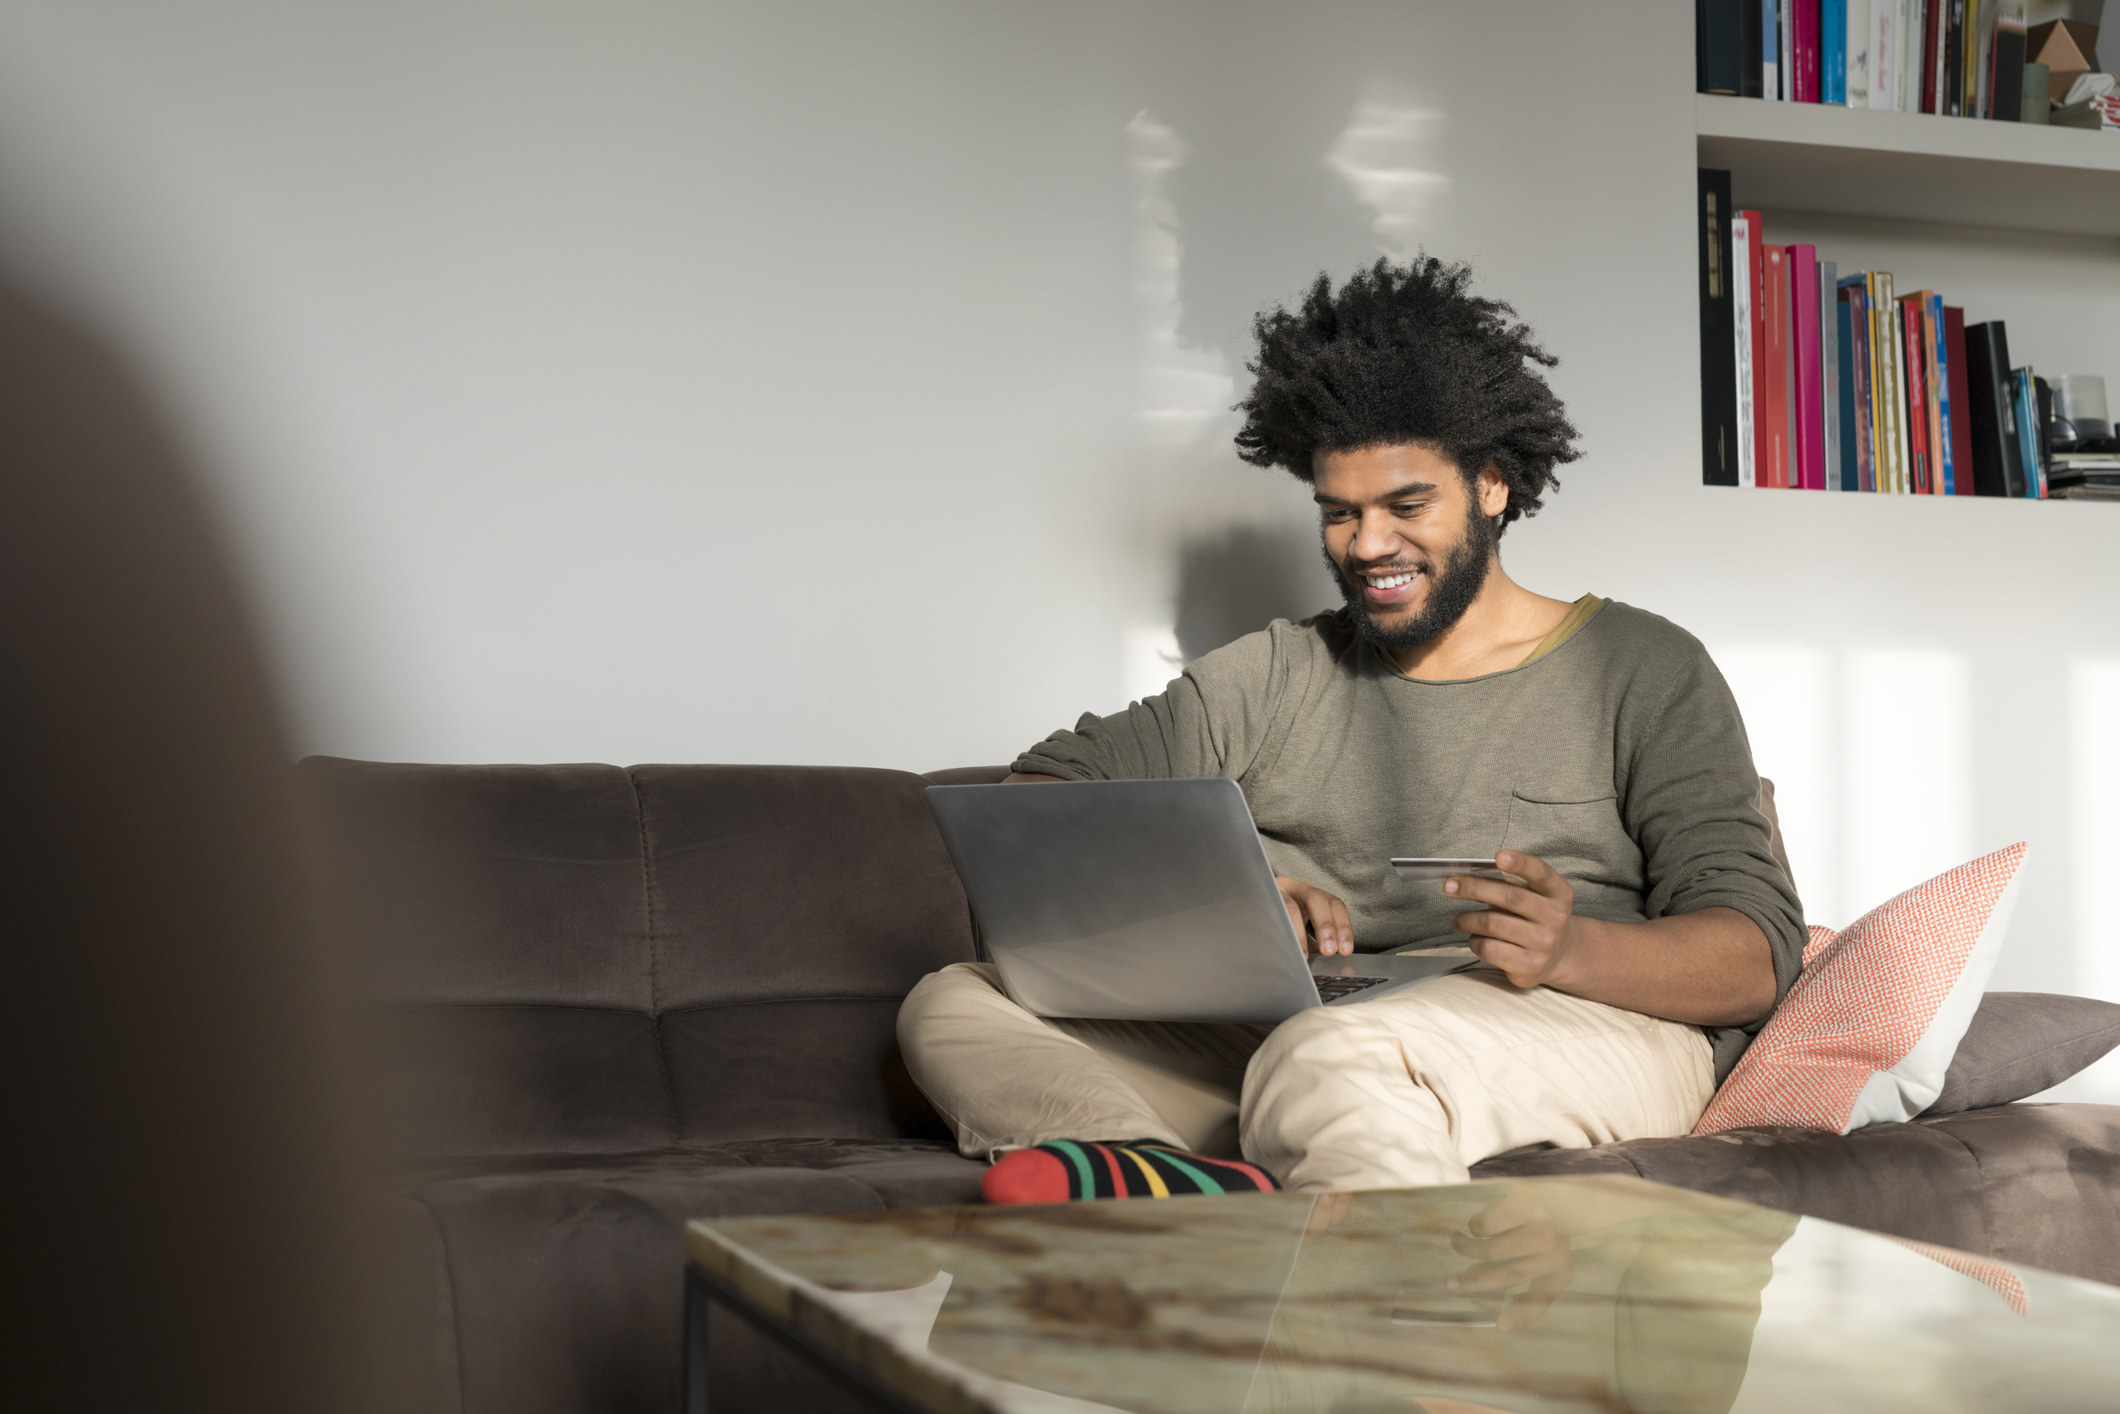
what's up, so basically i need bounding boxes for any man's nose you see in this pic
[1350,509,1400,564]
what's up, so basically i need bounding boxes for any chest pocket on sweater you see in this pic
[1500,788,1644,907]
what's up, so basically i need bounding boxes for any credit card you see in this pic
[1388,857,1524,885]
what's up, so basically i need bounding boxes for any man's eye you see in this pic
[1391,502,1428,517]
[1321,509,1355,523]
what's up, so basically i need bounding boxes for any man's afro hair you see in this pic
[1234,255,1581,530]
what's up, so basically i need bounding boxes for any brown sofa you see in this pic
[301,756,2120,1414]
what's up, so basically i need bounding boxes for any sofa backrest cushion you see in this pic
[300,759,979,1161]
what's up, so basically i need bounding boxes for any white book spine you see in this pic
[1733,216,1757,489]
[1849,0,1872,106]
[1904,0,1925,113]
[1783,0,1797,100]
[1821,260,1841,491]
[1870,1,1897,107]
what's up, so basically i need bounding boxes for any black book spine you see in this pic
[1964,321,2025,496]
[1699,0,1746,94]
[1946,0,1965,115]
[2036,376,2055,490]
[1742,0,1764,96]
[1991,22,2026,121]
[1698,168,1739,487]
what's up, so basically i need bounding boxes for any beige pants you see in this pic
[897,961,1716,1191]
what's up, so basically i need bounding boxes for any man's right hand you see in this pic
[1278,876,1353,956]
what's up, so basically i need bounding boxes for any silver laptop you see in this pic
[924,778,1472,1024]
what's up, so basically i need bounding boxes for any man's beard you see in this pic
[1328,499,1496,652]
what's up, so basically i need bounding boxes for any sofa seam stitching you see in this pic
[407,1191,472,1414]
[628,766,680,1149]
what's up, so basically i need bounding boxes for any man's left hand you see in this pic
[1447,850,1580,990]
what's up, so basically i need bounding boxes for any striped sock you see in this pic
[982,1140,1277,1203]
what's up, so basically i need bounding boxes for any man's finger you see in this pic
[1329,895,1353,956]
[1454,910,1541,948]
[1465,1223,1564,1264]
[1467,1192,1549,1236]
[1498,1271,1572,1333]
[1450,1252,1562,1293]
[1299,892,1331,953]
[1494,850,1566,898]
[1444,875,1547,918]
[1284,898,1316,955]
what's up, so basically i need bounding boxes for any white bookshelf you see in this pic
[1697,93,2120,237]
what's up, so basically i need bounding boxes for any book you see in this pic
[1762,246,1793,487]
[1743,209,1769,484]
[1766,0,1783,97]
[1795,0,1821,100]
[1825,0,1848,101]
[1733,215,1759,487]
[1902,297,1931,492]
[1922,294,1950,493]
[1836,296,1858,490]
[1699,0,1746,93]
[1944,305,1973,495]
[1926,293,1954,493]
[1964,320,2025,495]
[1870,0,1898,107]
[2012,368,2045,496]
[1785,0,1799,100]
[1841,277,1877,491]
[1916,0,1933,109]
[1941,0,1958,115]
[1848,0,1872,104]
[2035,375,2052,498]
[1871,272,1906,491]
[1745,0,1767,95]
[1792,245,1827,489]
[1967,0,1984,117]
[1920,0,1942,111]
[1990,0,2026,121]
[1821,258,1842,490]
[1698,170,1739,485]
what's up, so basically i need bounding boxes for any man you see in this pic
[899,256,1803,1199]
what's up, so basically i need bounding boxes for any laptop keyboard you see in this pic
[1314,973,1391,1002]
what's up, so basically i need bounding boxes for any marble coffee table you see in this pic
[683,1173,2120,1413]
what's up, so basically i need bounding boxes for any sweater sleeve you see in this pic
[1011,623,1291,782]
[1621,642,1808,1013]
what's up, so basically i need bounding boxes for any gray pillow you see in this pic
[1921,992,2120,1116]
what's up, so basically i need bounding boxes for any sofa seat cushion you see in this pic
[1471,1102,2120,1286]
[395,1139,983,1414]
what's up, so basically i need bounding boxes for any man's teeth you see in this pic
[1366,571,1419,589]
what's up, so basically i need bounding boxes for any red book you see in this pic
[1944,306,1974,496]
[1761,247,1792,489]
[1789,245,1826,490]
[1921,0,1943,113]
[1901,298,1930,493]
[1743,211,1768,485]
[1794,0,1821,102]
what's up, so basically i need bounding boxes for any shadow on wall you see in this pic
[1172,521,1337,663]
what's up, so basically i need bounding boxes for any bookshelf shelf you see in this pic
[1696,94,2120,238]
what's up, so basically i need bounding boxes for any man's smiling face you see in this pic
[1313,442,1507,652]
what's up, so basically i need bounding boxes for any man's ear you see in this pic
[1478,465,1509,519]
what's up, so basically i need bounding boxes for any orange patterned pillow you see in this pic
[1695,843,2029,1135]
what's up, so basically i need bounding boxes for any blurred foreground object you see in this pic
[0,279,357,1414]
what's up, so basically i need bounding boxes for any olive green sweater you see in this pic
[1013,600,1805,1080]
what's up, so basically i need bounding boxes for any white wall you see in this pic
[4,1,2120,1055]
